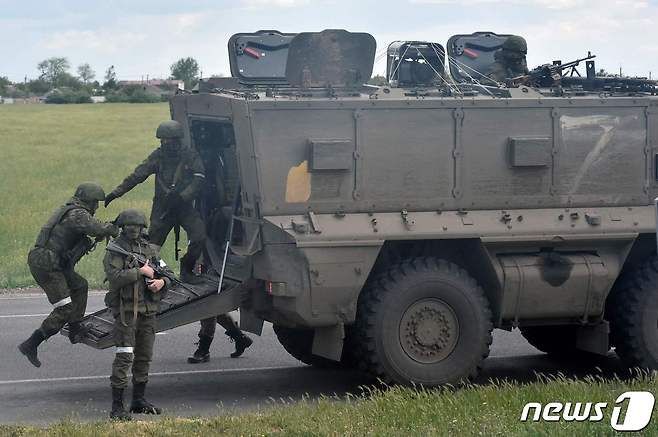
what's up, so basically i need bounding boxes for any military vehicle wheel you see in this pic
[354,257,493,386]
[520,326,580,356]
[273,325,340,368]
[606,256,658,370]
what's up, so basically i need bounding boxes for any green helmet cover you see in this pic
[156,120,184,139]
[115,209,148,227]
[74,182,106,202]
[502,35,527,54]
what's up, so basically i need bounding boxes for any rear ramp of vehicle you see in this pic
[62,254,251,349]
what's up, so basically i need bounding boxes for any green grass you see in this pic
[0,103,187,288]
[1,374,657,436]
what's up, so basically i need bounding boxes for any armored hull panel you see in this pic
[198,93,657,217]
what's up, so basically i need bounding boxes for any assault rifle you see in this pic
[105,241,195,292]
[512,52,597,87]
[62,235,106,269]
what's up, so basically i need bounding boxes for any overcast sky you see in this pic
[1,0,657,83]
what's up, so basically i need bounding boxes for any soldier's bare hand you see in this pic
[139,261,155,278]
[147,279,165,292]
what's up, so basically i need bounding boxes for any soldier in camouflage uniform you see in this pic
[18,182,119,368]
[104,120,252,358]
[488,35,529,83]
[104,209,171,421]
[104,120,206,282]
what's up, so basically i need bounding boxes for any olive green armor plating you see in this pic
[168,30,658,387]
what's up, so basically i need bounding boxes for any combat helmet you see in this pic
[115,209,148,227]
[74,182,106,203]
[501,35,527,54]
[155,120,184,139]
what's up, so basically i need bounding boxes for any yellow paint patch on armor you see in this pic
[285,160,311,203]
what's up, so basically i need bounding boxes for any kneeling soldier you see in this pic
[104,209,171,420]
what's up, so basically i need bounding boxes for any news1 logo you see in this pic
[520,391,655,432]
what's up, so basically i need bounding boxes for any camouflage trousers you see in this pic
[28,249,88,338]
[110,311,156,389]
[148,201,207,274]
[198,313,239,339]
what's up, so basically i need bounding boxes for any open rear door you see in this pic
[62,256,251,349]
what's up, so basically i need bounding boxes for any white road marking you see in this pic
[0,365,300,385]
[0,314,50,319]
[0,292,105,300]
[0,312,99,319]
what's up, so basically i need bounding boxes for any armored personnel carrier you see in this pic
[77,30,658,387]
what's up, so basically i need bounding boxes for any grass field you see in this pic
[0,103,181,288]
[1,374,657,436]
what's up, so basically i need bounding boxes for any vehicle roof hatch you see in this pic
[228,30,297,85]
[285,29,376,88]
[446,32,519,83]
[386,41,447,88]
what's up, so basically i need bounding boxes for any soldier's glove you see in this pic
[108,224,120,238]
[104,193,117,208]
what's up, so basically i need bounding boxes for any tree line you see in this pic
[0,57,200,104]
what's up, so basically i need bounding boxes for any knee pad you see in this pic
[54,300,74,318]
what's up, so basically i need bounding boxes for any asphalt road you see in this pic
[0,291,626,425]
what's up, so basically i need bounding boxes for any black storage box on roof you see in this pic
[387,41,446,87]
[228,30,297,85]
[446,32,518,83]
[285,29,376,88]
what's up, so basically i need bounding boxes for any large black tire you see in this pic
[606,255,658,369]
[354,257,493,386]
[273,325,340,368]
[520,325,580,356]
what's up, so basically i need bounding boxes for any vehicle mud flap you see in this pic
[61,278,248,350]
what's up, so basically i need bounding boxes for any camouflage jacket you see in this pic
[31,197,118,268]
[488,60,529,83]
[110,147,206,206]
[103,234,172,315]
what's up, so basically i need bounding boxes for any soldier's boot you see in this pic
[130,382,162,415]
[17,330,45,368]
[180,269,204,285]
[187,334,212,364]
[110,387,132,421]
[180,259,204,285]
[67,321,92,344]
[226,328,253,358]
